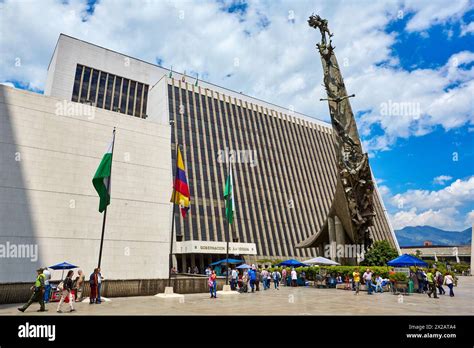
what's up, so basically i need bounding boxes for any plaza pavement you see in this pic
[1,277,473,316]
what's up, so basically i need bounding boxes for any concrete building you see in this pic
[0,34,399,285]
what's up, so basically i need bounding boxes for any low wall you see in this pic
[0,277,226,304]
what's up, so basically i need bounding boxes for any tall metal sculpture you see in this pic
[307,14,375,253]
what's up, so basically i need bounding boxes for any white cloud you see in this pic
[432,175,453,185]
[465,210,474,226]
[383,176,474,230]
[389,207,461,230]
[460,21,474,36]
[404,0,472,32]
[0,0,472,153]
[390,176,474,210]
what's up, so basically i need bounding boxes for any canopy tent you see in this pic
[303,256,340,266]
[48,261,79,280]
[236,264,252,269]
[210,258,244,266]
[387,254,428,268]
[276,259,308,267]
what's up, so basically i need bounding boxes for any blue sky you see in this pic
[0,0,473,231]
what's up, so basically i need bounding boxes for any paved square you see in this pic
[1,277,473,316]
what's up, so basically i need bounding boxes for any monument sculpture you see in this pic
[298,14,376,261]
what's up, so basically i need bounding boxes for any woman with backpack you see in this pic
[435,270,445,295]
[57,270,75,313]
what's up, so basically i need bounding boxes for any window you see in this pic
[97,72,106,108]
[70,64,149,118]
[80,67,91,102]
[120,79,129,113]
[127,81,136,116]
[113,77,122,112]
[89,69,99,104]
[72,65,83,102]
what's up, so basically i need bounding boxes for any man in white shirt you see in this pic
[291,268,297,287]
[231,268,238,290]
[363,269,373,295]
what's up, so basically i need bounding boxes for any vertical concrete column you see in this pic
[335,216,345,264]
[191,254,196,270]
[199,254,204,274]
[328,216,336,260]
[181,255,187,274]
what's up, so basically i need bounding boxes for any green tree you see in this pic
[361,240,399,266]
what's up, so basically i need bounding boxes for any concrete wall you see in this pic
[45,34,329,128]
[0,277,226,304]
[0,85,172,283]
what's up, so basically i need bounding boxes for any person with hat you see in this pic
[18,268,47,312]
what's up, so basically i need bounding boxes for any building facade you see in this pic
[0,34,399,283]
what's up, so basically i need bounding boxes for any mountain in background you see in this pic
[395,226,472,247]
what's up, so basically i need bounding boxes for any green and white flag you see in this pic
[92,131,115,213]
[223,162,234,224]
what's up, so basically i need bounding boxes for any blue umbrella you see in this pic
[48,261,78,280]
[387,254,428,267]
[49,262,78,270]
[276,259,308,267]
[210,258,244,266]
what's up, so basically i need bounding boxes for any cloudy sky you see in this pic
[0,0,473,231]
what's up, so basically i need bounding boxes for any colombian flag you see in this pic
[171,147,190,218]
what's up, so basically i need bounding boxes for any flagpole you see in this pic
[168,144,179,287]
[98,127,116,269]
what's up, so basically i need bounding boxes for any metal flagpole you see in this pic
[168,144,179,287]
[98,127,116,269]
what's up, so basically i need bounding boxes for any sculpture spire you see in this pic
[304,14,376,255]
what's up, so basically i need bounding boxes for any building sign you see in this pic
[175,241,257,255]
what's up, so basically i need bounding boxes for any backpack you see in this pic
[89,273,96,286]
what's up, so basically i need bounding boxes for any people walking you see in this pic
[426,269,439,299]
[291,268,297,287]
[374,274,383,293]
[249,265,257,292]
[266,270,272,289]
[363,268,373,295]
[96,268,104,304]
[282,268,287,286]
[255,268,261,291]
[57,270,75,313]
[42,267,51,303]
[18,268,47,313]
[352,268,360,295]
[444,272,455,297]
[208,270,217,298]
[272,270,281,289]
[416,268,424,293]
[75,269,85,302]
[231,268,238,291]
[435,270,445,295]
[89,268,98,304]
